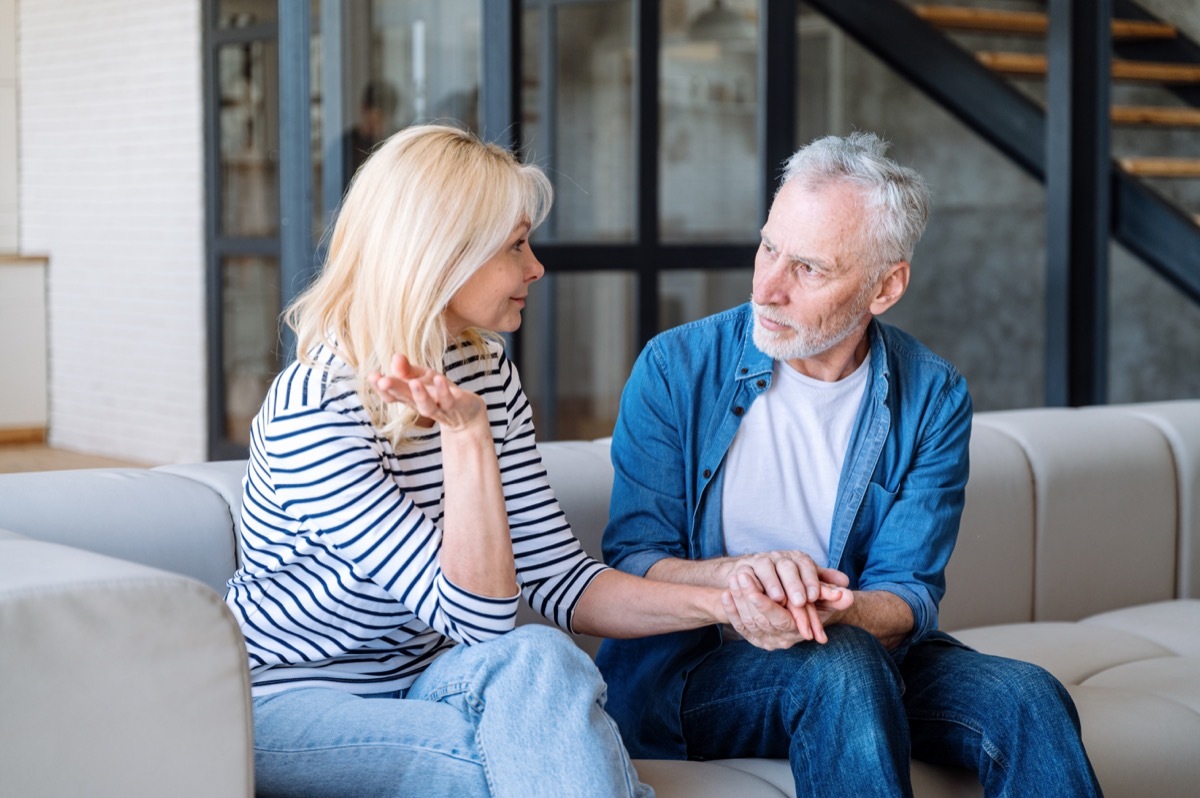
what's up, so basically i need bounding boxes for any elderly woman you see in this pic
[226,124,850,798]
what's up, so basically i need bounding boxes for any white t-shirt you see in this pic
[721,357,870,566]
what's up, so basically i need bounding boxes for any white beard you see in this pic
[751,297,871,362]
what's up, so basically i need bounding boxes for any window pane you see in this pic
[218,0,276,28]
[796,10,842,147]
[659,268,752,332]
[218,40,279,237]
[522,1,635,243]
[518,271,638,441]
[222,256,281,446]
[660,0,758,243]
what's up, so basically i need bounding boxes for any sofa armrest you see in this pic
[0,532,254,798]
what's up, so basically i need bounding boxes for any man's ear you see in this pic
[869,261,910,315]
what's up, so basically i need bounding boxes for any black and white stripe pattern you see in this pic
[225,340,607,697]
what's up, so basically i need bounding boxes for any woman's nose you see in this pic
[526,249,545,282]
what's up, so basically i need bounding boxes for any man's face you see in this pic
[751,179,881,368]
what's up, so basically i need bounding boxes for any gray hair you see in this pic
[780,132,931,273]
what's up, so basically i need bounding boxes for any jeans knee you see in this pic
[496,625,600,681]
[816,626,903,695]
[992,659,1080,731]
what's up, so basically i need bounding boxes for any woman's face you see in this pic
[444,220,544,337]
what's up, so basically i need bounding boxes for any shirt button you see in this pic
[756,379,766,389]
[732,406,744,416]
[740,367,748,374]
[702,468,712,478]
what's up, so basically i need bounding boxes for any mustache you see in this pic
[751,302,797,331]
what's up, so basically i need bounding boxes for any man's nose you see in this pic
[752,260,787,305]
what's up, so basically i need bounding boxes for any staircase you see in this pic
[806,0,1200,306]
[914,1,1200,226]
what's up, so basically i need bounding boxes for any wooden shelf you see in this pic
[914,6,1177,39]
[977,51,1200,83]
[1118,157,1200,178]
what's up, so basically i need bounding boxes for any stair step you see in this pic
[1118,157,1200,178]
[1112,105,1200,127]
[913,6,1177,40]
[977,51,1200,83]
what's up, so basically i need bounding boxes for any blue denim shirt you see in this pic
[595,303,972,759]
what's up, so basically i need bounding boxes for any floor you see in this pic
[0,443,150,474]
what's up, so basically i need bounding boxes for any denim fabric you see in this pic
[901,634,1102,797]
[681,630,1101,797]
[252,626,654,798]
[595,304,1099,794]
[681,627,912,796]
[597,304,973,757]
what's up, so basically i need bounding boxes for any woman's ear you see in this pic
[869,261,910,315]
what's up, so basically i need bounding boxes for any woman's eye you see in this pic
[513,239,526,251]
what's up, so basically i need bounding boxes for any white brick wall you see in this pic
[0,0,17,251]
[19,0,206,463]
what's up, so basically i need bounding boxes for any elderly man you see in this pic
[596,133,1101,796]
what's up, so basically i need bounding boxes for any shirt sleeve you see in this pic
[602,341,693,577]
[854,373,973,644]
[261,401,520,647]
[487,353,610,633]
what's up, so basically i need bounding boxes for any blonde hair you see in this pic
[286,124,553,445]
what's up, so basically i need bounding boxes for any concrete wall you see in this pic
[19,0,205,463]
[832,5,1200,411]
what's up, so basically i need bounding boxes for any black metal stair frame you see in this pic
[804,0,1200,405]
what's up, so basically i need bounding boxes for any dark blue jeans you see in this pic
[679,626,1102,797]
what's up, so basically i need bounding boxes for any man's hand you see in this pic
[722,550,850,609]
[722,568,855,649]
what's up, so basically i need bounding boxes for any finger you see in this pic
[806,602,827,644]
[819,582,854,612]
[407,379,440,420]
[725,577,756,637]
[773,557,810,609]
[370,374,411,405]
[817,567,851,588]
[391,353,410,377]
[748,557,787,604]
[794,554,822,603]
[428,374,454,412]
[730,573,766,631]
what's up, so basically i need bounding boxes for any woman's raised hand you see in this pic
[370,354,488,433]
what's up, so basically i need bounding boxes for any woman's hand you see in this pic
[370,354,488,433]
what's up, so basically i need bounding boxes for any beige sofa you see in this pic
[1,401,1197,797]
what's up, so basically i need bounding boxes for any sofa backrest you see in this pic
[0,466,240,595]
[943,401,1200,630]
[1,401,1196,638]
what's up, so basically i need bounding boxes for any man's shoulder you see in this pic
[873,320,963,382]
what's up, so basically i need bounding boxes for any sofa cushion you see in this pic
[956,599,1200,797]
[0,536,253,797]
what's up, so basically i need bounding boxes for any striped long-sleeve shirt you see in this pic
[225,340,609,697]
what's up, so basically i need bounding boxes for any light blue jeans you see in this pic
[252,625,654,798]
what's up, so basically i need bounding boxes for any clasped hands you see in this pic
[720,551,854,651]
